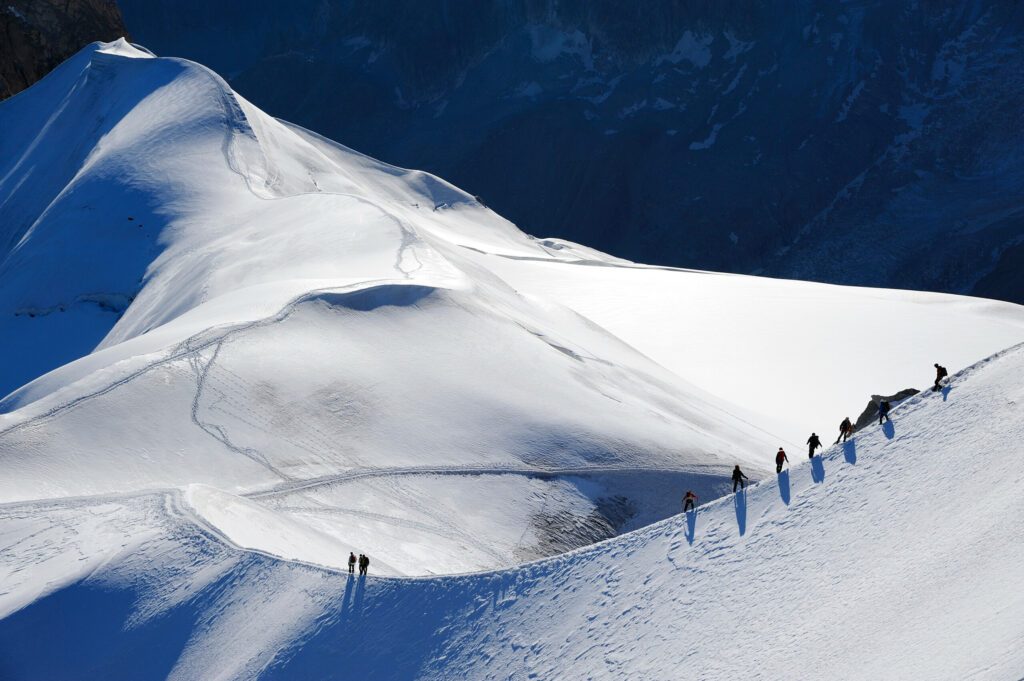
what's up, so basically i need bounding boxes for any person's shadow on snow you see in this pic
[340,574,355,622]
[882,420,895,440]
[811,456,825,483]
[777,470,791,505]
[685,510,697,545]
[843,439,857,465]
[352,574,367,615]
[941,385,952,402]
[734,490,747,536]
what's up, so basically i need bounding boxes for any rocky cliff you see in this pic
[1,0,127,99]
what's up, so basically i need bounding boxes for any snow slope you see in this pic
[0,40,781,575]
[465,247,1024,444]
[2,342,1022,680]
[1,40,1023,578]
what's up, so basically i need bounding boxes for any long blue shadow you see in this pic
[734,491,747,536]
[942,385,952,401]
[843,439,857,464]
[685,510,697,545]
[353,574,367,616]
[0,580,199,680]
[811,456,826,483]
[882,420,895,440]
[777,470,791,505]
[340,573,355,619]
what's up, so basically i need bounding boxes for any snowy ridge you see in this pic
[1,341,1022,679]
[117,2,1024,304]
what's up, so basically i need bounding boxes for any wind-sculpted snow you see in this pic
[2,344,1022,679]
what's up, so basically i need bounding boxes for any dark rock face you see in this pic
[0,1,128,99]
[108,3,1024,303]
[854,388,920,431]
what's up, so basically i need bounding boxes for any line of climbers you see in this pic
[682,362,950,514]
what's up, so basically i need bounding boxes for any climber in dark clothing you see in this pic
[775,447,789,474]
[835,416,853,444]
[807,433,822,458]
[683,490,698,513]
[732,465,748,493]
[878,400,892,425]
[933,363,948,392]
[348,552,357,574]
[358,554,369,576]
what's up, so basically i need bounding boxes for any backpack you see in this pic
[881,400,891,413]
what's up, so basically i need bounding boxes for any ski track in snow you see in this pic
[243,463,722,500]
[0,276,407,442]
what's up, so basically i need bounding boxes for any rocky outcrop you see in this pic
[0,1,127,99]
[854,389,920,431]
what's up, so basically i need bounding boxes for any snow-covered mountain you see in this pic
[118,0,1024,303]
[2,39,1024,679]
[1,40,1023,581]
[0,39,786,575]
[3,339,1022,679]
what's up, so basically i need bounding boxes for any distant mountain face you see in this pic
[0,0,127,99]
[116,0,1024,303]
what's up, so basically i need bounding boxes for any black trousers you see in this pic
[683,500,695,512]
[733,479,745,492]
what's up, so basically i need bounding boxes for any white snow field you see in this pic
[2,341,1022,680]
[1,39,1023,582]
[465,246,1024,445]
[1,37,1024,674]
[0,39,788,575]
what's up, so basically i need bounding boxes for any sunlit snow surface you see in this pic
[0,41,1023,679]
[2,343,1023,679]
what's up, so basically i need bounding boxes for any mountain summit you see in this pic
[119,0,1024,303]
